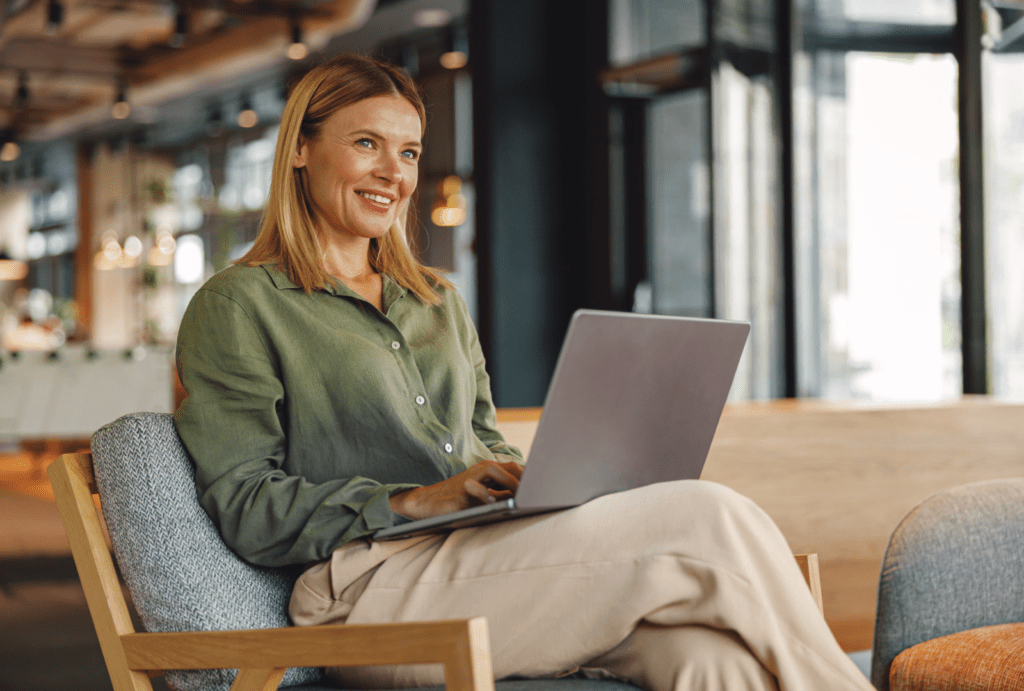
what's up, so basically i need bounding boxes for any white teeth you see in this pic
[357,191,392,205]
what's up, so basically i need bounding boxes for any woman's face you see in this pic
[293,94,422,245]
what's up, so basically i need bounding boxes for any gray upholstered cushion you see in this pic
[870,478,1024,691]
[92,412,322,691]
[92,413,641,691]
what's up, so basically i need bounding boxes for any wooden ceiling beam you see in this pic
[0,37,125,77]
[128,0,372,84]
[10,0,375,140]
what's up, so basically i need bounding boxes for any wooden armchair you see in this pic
[49,451,498,691]
[48,413,822,691]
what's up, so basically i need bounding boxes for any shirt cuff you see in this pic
[359,483,421,530]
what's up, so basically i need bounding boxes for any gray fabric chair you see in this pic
[870,478,1024,691]
[89,412,641,691]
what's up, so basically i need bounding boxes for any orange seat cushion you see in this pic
[890,623,1024,691]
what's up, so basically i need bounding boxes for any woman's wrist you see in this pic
[389,487,420,519]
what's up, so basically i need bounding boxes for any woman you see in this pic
[174,54,872,691]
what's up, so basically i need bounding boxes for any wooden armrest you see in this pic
[121,618,494,691]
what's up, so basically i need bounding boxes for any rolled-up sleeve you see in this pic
[174,288,417,567]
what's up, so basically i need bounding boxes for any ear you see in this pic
[292,139,308,169]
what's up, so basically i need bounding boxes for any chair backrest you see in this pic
[50,412,322,691]
[870,477,1024,691]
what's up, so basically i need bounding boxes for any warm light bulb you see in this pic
[238,109,259,128]
[287,42,308,60]
[157,233,177,255]
[441,175,462,196]
[102,241,122,262]
[440,51,468,70]
[123,235,143,258]
[0,259,28,281]
[0,141,19,162]
[111,100,131,119]
[431,206,467,227]
[94,250,115,270]
[413,8,451,27]
[148,245,173,266]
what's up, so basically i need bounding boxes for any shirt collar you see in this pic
[262,264,302,291]
[382,273,409,305]
[261,263,409,303]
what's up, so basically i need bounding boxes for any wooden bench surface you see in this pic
[496,397,1024,651]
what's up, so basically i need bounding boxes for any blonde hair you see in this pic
[239,54,453,303]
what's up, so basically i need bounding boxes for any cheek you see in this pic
[403,171,418,198]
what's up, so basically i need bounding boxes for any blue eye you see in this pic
[356,138,373,148]
[401,149,420,160]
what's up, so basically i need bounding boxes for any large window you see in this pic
[607,0,786,399]
[985,48,1024,398]
[606,0,1007,403]
[797,52,961,401]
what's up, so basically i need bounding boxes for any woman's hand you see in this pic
[389,460,523,520]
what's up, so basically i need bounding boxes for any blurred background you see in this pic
[1,0,1024,686]
[2,0,1023,415]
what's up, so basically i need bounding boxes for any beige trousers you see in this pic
[289,480,873,691]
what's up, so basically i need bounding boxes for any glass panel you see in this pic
[717,0,776,52]
[608,0,705,66]
[809,0,955,25]
[713,63,782,400]
[984,52,1024,398]
[648,91,711,319]
[796,51,961,401]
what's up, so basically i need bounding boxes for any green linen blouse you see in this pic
[173,264,523,568]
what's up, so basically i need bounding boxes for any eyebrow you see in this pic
[352,128,422,148]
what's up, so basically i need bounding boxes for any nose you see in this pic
[375,150,403,184]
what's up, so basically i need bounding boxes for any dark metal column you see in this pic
[469,0,608,406]
[955,0,988,394]
[705,0,718,321]
[778,0,799,398]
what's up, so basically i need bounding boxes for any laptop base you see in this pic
[374,500,568,540]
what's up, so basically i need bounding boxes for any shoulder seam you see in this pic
[193,286,277,366]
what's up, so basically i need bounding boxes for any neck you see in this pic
[320,233,375,282]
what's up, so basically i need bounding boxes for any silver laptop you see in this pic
[373,309,750,540]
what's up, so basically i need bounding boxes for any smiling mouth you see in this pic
[356,191,394,206]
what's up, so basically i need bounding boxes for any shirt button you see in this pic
[444,443,453,453]
[391,341,401,350]
[415,395,426,405]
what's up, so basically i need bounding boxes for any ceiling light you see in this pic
[287,21,308,60]
[15,72,29,109]
[0,251,28,282]
[0,131,19,163]
[45,0,64,34]
[169,7,188,48]
[431,175,467,227]
[1,142,19,163]
[440,51,468,69]
[439,24,468,70]
[123,235,143,258]
[238,95,258,128]
[112,84,131,120]
[412,8,452,28]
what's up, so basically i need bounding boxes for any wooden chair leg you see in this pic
[795,553,824,613]
[442,617,495,691]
